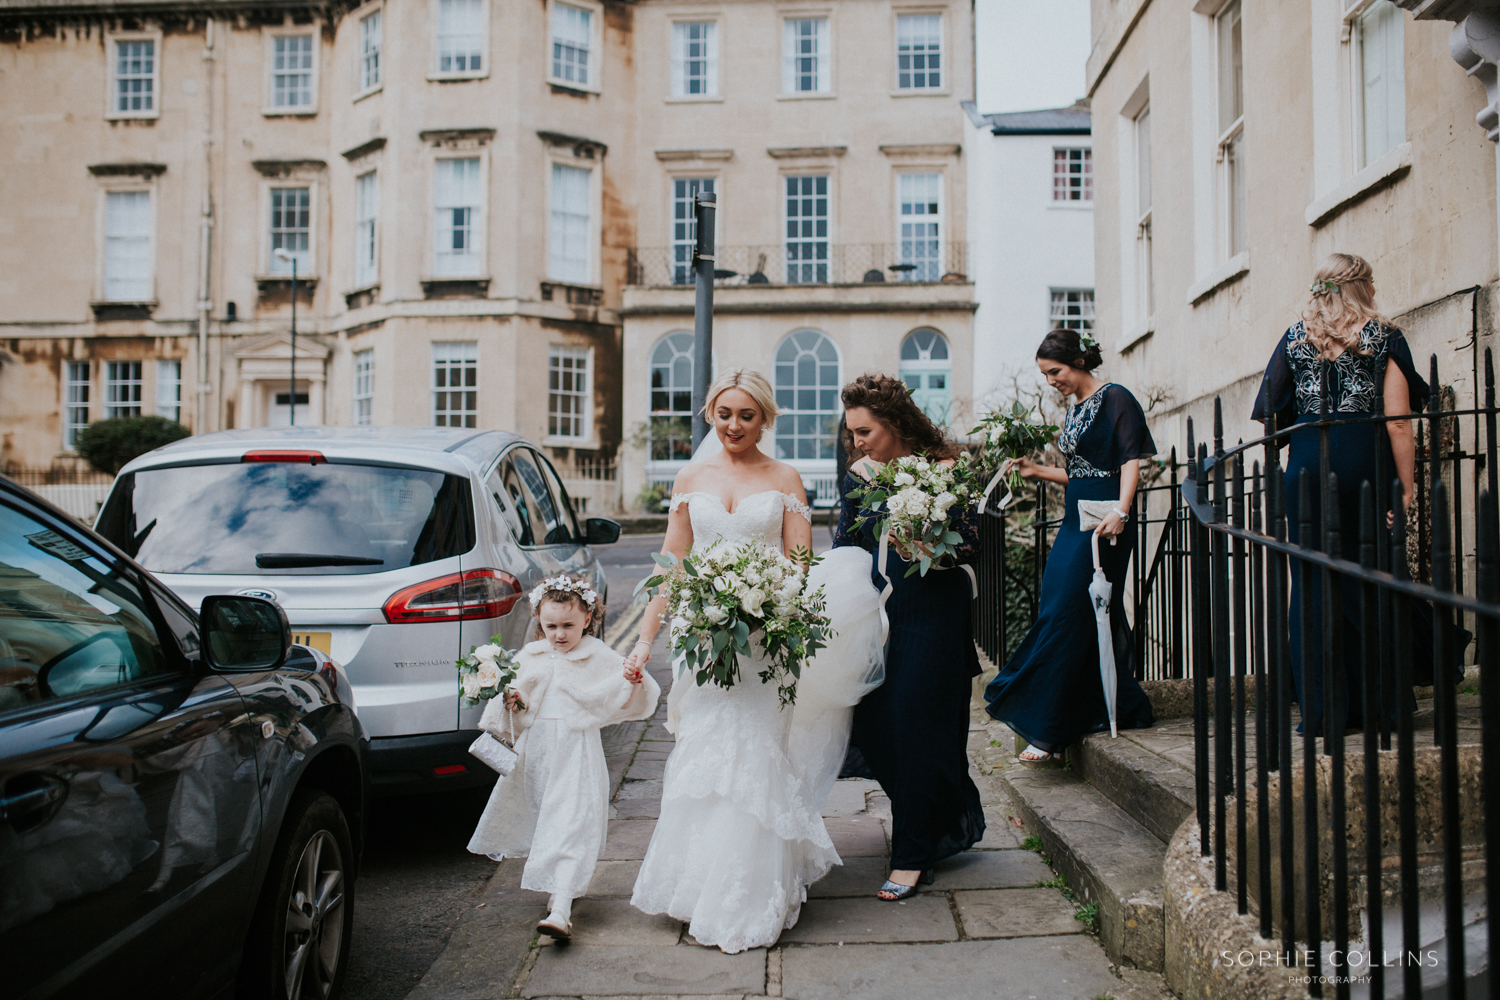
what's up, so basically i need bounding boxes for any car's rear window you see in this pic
[97,462,475,575]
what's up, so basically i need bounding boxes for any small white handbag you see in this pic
[1077,499,1128,545]
[469,698,519,775]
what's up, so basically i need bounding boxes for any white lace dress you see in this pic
[630,490,885,953]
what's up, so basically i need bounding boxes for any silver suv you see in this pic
[94,426,619,794]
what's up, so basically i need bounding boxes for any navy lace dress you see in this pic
[984,384,1158,753]
[1251,320,1463,733]
[836,470,985,872]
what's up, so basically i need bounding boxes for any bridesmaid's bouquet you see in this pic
[635,540,830,707]
[453,637,521,707]
[971,401,1060,503]
[848,454,979,576]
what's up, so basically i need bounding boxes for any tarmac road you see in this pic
[341,535,667,1000]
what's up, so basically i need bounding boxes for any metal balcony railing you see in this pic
[625,243,969,288]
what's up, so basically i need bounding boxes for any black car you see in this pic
[0,476,369,1000]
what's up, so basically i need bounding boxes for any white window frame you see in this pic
[548,160,596,284]
[896,171,943,282]
[358,7,383,96]
[353,349,374,425]
[1051,147,1094,204]
[64,361,92,450]
[546,345,594,445]
[1213,0,1245,261]
[547,0,603,93]
[155,359,182,422]
[263,25,321,116]
[431,155,487,278]
[105,361,145,419]
[1049,289,1096,333]
[670,20,720,100]
[669,176,717,285]
[1116,76,1153,347]
[784,173,832,284]
[781,16,832,97]
[432,341,479,428]
[355,169,380,288]
[105,31,162,121]
[430,0,490,81]
[1346,0,1405,171]
[98,187,156,303]
[263,183,317,277]
[894,12,944,94]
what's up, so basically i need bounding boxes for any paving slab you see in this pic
[820,779,878,817]
[625,756,667,780]
[523,945,765,997]
[538,898,681,947]
[823,816,887,857]
[779,939,1130,1000]
[406,861,549,1000]
[776,896,958,944]
[954,887,1084,939]
[600,820,657,861]
[613,797,662,820]
[585,860,642,898]
[974,804,1024,849]
[928,848,1054,890]
[806,856,891,898]
[617,779,662,800]
[641,724,675,741]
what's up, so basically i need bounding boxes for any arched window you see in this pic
[899,328,951,427]
[649,332,695,461]
[774,330,841,461]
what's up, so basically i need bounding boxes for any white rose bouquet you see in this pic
[970,401,1060,506]
[453,636,521,707]
[848,453,979,577]
[635,540,831,706]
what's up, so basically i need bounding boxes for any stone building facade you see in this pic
[0,0,974,514]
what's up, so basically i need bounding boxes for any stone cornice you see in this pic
[341,136,386,161]
[252,158,327,177]
[421,128,496,149]
[766,145,847,159]
[538,130,607,157]
[878,143,961,158]
[88,161,166,178]
[0,0,356,31]
[655,149,733,162]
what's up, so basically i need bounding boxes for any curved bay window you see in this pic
[899,328,951,427]
[649,332,695,462]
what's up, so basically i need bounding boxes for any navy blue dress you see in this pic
[1251,320,1463,733]
[984,384,1158,753]
[836,470,985,872]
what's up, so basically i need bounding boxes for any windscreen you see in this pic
[96,462,475,575]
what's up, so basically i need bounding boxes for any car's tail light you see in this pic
[242,450,326,464]
[433,764,467,776]
[382,569,523,624]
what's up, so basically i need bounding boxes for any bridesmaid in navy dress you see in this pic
[984,329,1157,760]
[835,374,985,901]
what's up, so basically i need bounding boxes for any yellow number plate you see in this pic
[291,631,332,654]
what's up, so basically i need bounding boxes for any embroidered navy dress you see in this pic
[984,384,1158,753]
[836,470,985,872]
[1251,320,1463,733]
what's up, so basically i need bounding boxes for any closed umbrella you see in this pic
[1089,529,1118,738]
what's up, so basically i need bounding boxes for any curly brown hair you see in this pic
[840,373,960,460]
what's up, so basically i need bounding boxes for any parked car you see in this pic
[93,427,621,795]
[0,474,368,999]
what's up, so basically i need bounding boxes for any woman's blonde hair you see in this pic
[702,368,779,428]
[1299,253,1389,359]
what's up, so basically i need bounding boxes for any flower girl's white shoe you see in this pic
[538,896,573,942]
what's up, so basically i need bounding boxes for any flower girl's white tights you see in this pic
[547,894,574,923]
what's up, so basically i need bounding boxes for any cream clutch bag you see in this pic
[1077,499,1126,543]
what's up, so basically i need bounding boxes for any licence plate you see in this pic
[291,631,332,654]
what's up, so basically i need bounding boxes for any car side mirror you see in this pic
[585,517,621,545]
[201,595,291,672]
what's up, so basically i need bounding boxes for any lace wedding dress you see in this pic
[630,489,885,953]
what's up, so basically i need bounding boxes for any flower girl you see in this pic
[466,576,660,940]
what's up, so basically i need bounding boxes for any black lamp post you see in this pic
[274,248,298,425]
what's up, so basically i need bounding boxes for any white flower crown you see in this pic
[529,575,600,611]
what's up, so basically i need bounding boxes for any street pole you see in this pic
[289,256,297,426]
[690,192,716,452]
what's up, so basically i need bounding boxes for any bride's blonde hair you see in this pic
[1298,253,1389,359]
[702,368,779,429]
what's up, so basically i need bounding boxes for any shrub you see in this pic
[636,481,671,514]
[75,416,189,475]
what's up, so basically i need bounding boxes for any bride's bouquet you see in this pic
[453,636,521,707]
[847,454,979,576]
[636,540,831,706]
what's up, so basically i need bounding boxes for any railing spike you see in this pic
[1486,346,1495,407]
[1214,396,1224,457]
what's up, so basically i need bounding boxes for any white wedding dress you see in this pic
[630,488,886,953]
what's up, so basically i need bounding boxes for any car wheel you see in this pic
[240,790,355,1000]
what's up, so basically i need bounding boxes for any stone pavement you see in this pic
[407,630,1175,1000]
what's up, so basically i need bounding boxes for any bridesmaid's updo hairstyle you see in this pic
[1299,253,1389,360]
[702,368,779,428]
[1035,327,1104,371]
[840,373,960,460]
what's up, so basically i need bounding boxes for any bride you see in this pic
[626,368,885,954]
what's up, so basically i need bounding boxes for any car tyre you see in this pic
[240,790,355,1000]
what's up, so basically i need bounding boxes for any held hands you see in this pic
[503,689,525,711]
[623,639,652,677]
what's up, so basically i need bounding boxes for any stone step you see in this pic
[1069,732,1196,845]
[989,755,1168,973]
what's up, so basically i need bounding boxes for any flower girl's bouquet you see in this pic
[848,454,979,576]
[453,637,521,707]
[970,401,1060,511]
[635,540,830,706]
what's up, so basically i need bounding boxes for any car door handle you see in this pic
[0,773,69,833]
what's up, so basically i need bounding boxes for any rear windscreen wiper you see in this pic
[255,553,385,568]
